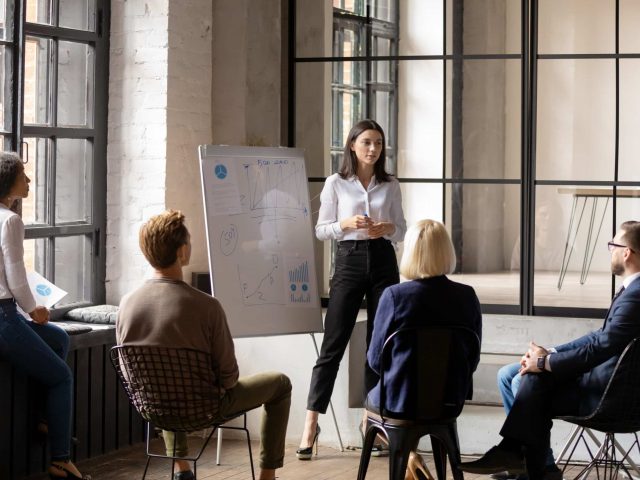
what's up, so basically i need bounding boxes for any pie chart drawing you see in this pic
[215,164,228,180]
[36,284,52,297]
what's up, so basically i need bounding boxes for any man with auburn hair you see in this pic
[460,221,640,480]
[117,210,291,480]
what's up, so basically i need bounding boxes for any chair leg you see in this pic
[241,414,256,480]
[386,429,418,480]
[571,433,625,480]
[357,419,381,480]
[142,423,153,480]
[430,436,447,480]
[427,423,463,480]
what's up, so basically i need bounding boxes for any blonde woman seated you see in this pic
[366,219,482,480]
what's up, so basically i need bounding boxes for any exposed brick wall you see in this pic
[106,0,170,302]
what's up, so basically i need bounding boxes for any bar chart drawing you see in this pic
[287,258,312,304]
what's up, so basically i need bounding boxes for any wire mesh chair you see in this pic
[110,345,255,480]
[357,325,480,480]
[555,337,640,480]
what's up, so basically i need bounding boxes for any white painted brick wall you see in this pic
[106,0,170,303]
[165,0,213,280]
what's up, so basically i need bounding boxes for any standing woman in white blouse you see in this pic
[0,152,90,480]
[297,120,406,459]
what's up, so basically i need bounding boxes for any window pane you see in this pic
[399,0,443,56]
[23,238,47,276]
[55,139,92,223]
[447,183,520,306]
[24,36,51,125]
[614,195,640,292]
[620,0,640,54]
[373,90,390,141]
[59,0,95,31]
[54,235,91,305]
[25,0,53,26]
[296,2,332,58]
[400,182,443,229]
[534,185,613,309]
[619,60,640,182]
[536,60,615,181]
[445,0,521,55]
[373,0,395,22]
[0,46,8,131]
[538,0,615,54]
[445,59,521,179]
[333,23,364,57]
[0,0,13,41]
[57,41,94,127]
[397,60,443,178]
[22,137,48,225]
[295,62,331,178]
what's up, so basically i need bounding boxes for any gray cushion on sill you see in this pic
[63,304,119,325]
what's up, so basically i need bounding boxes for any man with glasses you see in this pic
[460,221,640,480]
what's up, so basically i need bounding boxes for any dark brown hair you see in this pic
[621,221,640,253]
[139,210,190,269]
[338,119,391,182]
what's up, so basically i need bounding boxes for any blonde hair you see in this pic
[400,219,457,280]
[139,210,189,269]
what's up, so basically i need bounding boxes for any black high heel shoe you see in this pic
[48,462,92,480]
[296,424,321,460]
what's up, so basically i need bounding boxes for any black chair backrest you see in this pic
[581,337,640,432]
[110,345,221,432]
[378,324,480,421]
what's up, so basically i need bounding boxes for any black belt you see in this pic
[338,238,390,248]
[0,298,15,306]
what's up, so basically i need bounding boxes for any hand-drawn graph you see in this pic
[243,159,309,214]
[237,254,284,306]
[285,257,313,305]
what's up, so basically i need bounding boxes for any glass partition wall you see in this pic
[293,0,640,317]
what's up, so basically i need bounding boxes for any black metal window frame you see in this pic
[3,0,109,312]
[290,0,638,319]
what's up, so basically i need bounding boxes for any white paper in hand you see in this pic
[27,271,68,308]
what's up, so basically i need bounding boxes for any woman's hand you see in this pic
[340,215,372,231]
[368,222,395,239]
[29,306,50,325]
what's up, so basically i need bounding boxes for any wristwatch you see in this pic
[537,355,547,371]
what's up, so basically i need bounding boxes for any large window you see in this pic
[2,0,108,308]
[293,0,640,318]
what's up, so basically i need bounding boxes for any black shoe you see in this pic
[296,424,321,460]
[490,473,528,480]
[459,445,526,475]
[173,471,195,480]
[542,464,563,480]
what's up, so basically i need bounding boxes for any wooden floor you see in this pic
[25,437,593,480]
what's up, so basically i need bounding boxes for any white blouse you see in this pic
[0,204,36,313]
[315,173,407,242]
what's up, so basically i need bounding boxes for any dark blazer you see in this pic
[549,275,640,414]
[366,275,482,415]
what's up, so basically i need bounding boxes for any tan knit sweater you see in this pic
[116,278,239,391]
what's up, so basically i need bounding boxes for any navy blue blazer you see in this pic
[549,275,640,415]
[366,275,482,415]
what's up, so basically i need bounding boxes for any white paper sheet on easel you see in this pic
[27,271,68,308]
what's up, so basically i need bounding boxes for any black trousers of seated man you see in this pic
[500,372,582,479]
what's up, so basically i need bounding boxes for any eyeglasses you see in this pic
[608,241,635,253]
